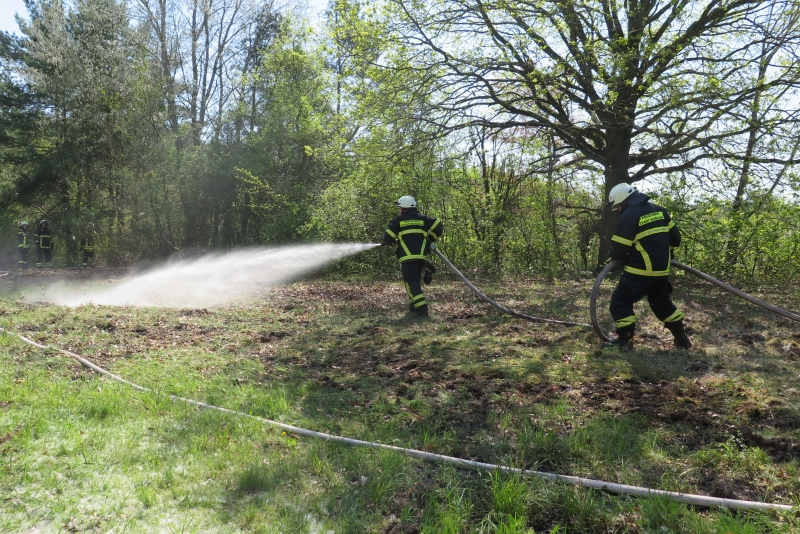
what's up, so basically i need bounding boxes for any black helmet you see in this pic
[40,219,48,225]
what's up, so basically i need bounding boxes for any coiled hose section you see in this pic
[590,260,800,343]
[431,247,591,328]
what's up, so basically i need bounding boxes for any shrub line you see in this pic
[1,326,794,513]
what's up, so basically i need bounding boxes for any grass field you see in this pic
[2,268,800,533]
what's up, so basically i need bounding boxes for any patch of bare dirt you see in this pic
[259,281,800,469]
[737,426,800,462]
[569,379,800,462]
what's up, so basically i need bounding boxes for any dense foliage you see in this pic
[1,0,799,285]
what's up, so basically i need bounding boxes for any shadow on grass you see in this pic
[252,279,800,478]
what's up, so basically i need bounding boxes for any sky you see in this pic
[0,0,27,36]
[0,0,328,36]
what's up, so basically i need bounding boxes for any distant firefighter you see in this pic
[17,221,31,269]
[35,219,53,268]
[81,222,97,267]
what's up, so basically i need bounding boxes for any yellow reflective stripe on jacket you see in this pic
[635,243,652,271]
[35,234,52,249]
[624,265,671,276]
[634,226,670,241]
[611,235,634,246]
[616,225,672,276]
[614,226,670,248]
[385,229,397,240]
[397,229,428,262]
[428,218,442,239]
[399,229,428,236]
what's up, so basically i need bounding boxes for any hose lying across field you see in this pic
[589,260,800,343]
[432,247,800,341]
[431,247,592,328]
[0,325,792,513]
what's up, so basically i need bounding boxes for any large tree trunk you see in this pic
[596,201,617,269]
[595,130,632,268]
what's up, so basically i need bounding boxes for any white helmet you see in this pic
[20,221,28,227]
[608,183,636,208]
[396,195,417,209]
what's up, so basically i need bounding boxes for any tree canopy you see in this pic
[0,0,798,282]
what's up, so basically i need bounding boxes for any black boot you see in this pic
[407,303,429,317]
[603,326,634,351]
[665,320,692,349]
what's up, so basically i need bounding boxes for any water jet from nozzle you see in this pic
[28,243,379,308]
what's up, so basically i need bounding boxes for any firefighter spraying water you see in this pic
[381,195,443,317]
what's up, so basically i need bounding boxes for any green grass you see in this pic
[1,274,800,532]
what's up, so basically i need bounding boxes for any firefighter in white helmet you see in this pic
[605,183,691,350]
[382,195,443,317]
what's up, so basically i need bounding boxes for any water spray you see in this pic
[24,243,378,308]
[4,246,799,513]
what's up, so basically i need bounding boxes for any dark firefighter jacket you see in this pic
[35,226,52,249]
[81,233,96,251]
[609,192,681,277]
[383,209,443,262]
[18,227,31,249]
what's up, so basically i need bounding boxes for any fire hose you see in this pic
[432,246,800,342]
[431,246,592,328]
[0,325,793,512]
[590,260,800,343]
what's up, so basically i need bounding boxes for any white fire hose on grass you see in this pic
[0,326,793,513]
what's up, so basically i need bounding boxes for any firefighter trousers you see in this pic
[401,260,428,315]
[36,248,52,268]
[18,247,29,268]
[609,273,683,336]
